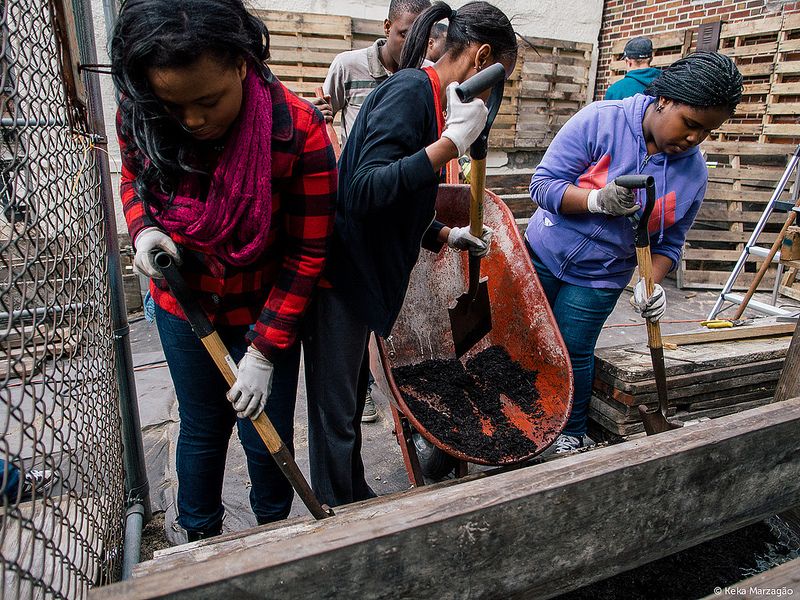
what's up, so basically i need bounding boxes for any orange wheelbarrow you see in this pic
[370,184,574,484]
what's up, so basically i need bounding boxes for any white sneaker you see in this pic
[20,469,57,502]
[552,434,585,454]
[361,388,378,423]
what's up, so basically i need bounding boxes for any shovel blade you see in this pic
[638,404,683,436]
[449,277,492,358]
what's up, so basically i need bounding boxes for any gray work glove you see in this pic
[631,279,666,322]
[447,225,493,257]
[133,227,181,279]
[441,82,488,157]
[227,346,274,419]
[587,182,639,216]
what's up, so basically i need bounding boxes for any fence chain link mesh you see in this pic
[1,0,126,597]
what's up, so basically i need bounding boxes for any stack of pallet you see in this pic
[675,14,800,291]
[589,331,792,440]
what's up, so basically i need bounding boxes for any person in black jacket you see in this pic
[302,0,517,507]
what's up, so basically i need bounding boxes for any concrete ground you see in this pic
[128,278,799,543]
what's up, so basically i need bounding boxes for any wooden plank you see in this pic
[701,141,797,156]
[594,335,790,383]
[700,557,800,599]
[594,371,780,409]
[722,41,778,57]
[661,323,795,346]
[721,16,783,38]
[594,357,785,398]
[92,399,800,600]
[763,124,800,138]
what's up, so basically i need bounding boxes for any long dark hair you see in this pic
[110,0,270,206]
[399,1,517,70]
[645,52,743,114]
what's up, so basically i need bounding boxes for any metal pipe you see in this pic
[74,0,151,520]
[101,0,119,44]
[0,117,68,127]
[121,503,145,580]
[0,302,86,323]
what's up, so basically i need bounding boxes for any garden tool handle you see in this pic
[614,175,660,346]
[154,252,334,520]
[456,63,506,161]
[454,63,506,103]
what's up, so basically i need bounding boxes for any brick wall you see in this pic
[595,0,800,99]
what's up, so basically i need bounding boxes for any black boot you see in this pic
[186,527,221,543]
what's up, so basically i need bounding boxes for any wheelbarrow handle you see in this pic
[153,251,334,519]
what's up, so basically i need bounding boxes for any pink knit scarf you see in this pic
[150,68,273,267]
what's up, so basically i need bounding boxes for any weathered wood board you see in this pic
[93,399,800,600]
[590,333,791,437]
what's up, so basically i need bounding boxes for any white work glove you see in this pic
[441,82,488,157]
[226,346,274,419]
[587,182,639,217]
[631,279,666,322]
[133,227,181,279]
[447,225,493,257]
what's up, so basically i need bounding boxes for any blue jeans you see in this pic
[529,247,623,437]
[155,305,300,533]
[0,458,20,501]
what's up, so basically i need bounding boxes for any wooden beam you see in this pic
[700,557,800,598]
[92,399,800,600]
[662,323,795,347]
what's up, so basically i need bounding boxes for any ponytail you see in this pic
[399,2,452,69]
[400,1,517,70]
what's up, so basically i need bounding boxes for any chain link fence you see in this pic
[0,0,128,597]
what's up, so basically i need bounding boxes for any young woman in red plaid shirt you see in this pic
[111,0,336,540]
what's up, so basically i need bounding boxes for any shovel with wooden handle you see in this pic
[154,251,334,520]
[615,175,682,435]
[448,63,506,358]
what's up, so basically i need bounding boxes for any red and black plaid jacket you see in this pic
[118,71,337,360]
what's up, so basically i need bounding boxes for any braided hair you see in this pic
[399,1,517,70]
[645,52,743,114]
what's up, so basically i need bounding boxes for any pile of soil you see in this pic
[392,346,544,462]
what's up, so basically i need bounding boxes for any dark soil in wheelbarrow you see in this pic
[392,345,546,463]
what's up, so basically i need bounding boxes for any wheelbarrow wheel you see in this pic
[412,430,457,481]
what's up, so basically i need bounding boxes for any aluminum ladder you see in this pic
[708,144,800,320]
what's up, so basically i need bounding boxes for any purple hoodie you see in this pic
[525,94,708,289]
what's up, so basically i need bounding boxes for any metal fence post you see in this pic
[73,0,151,525]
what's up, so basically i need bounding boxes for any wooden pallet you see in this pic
[589,334,792,438]
[713,14,800,146]
[515,36,592,150]
[678,141,797,289]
